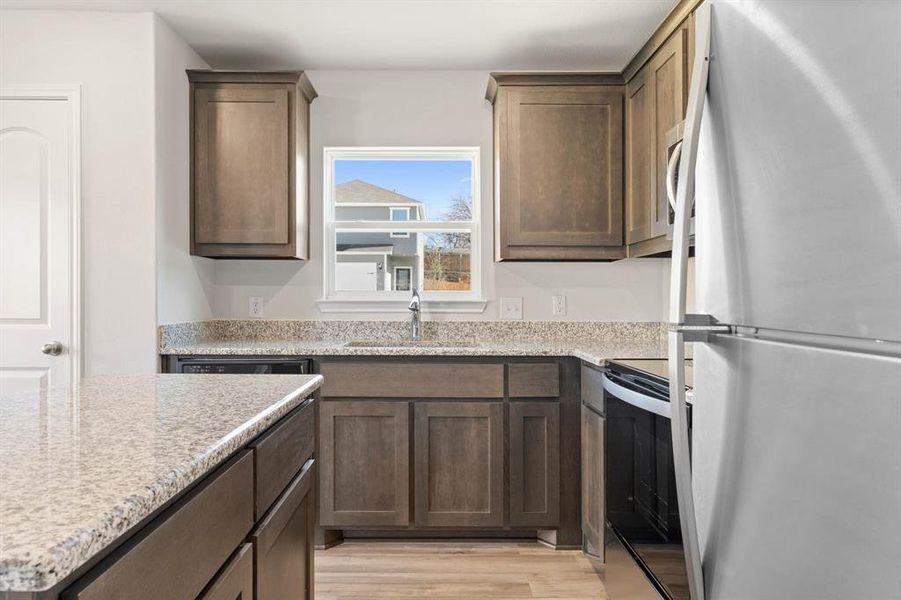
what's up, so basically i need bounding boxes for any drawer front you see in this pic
[253,459,315,600]
[198,543,253,600]
[581,364,605,415]
[250,399,315,519]
[319,362,504,398]
[508,363,560,397]
[63,451,254,600]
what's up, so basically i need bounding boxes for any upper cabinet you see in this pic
[188,71,316,259]
[625,15,695,257]
[487,74,625,261]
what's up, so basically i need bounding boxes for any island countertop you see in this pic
[0,373,322,593]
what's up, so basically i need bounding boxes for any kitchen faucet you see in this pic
[408,289,421,341]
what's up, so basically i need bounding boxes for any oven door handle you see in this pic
[601,374,672,419]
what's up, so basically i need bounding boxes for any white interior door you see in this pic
[0,94,76,393]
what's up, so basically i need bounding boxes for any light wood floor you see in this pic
[315,541,607,599]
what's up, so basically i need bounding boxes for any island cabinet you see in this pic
[625,16,695,257]
[61,397,318,600]
[316,358,582,548]
[188,71,316,259]
[487,74,626,261]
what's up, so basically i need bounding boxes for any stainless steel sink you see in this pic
[344,340,477,348]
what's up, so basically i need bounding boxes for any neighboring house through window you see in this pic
[322,147,483,312]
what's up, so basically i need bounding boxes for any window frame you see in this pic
[393,266,413,292]
[389,206,411,238]
[320,147,485,313]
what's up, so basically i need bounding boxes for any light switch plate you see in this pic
[552,295,567,316]
[249,296,264,318]
[500,297,523,320]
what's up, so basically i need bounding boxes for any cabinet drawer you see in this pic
[508,363,560,397]
[198,543,253,600]
[63,452,254,600]
[252,459,315,600]
[320,362,504,398]
[581,364,605,415]
[250,399,315,519]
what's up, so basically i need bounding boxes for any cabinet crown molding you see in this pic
[187,70,318,102]
[485,72,623,103]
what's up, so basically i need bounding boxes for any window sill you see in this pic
[317,297,488,314]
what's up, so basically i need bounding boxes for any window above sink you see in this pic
[319,147,486,314]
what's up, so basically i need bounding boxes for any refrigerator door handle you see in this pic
[668,2,712,600]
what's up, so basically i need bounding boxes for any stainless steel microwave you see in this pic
[665,121,695,240]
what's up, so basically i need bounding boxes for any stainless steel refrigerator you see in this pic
[668,2,901,599]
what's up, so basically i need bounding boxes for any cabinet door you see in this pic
[581,404,605,559]
[510,402,560,527]
[252,460,315,600]
[319,401,410,526]
[649,27,689,238]
[199,544,253,600]
[194,85,290,245]
[499,86,624,260]
[625,65,655,245]
[414,402,504,527]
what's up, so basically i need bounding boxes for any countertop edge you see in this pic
[0,375,323,593]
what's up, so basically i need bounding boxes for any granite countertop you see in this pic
[0,373,322,593]
[158,339,666,367]
[158,320,671,367]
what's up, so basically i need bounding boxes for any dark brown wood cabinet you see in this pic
[315,358,579,548]
[580,364,606,559]
[487,74,625,261]
[581,403,605,560]
[252,460,315,600]
[625,18,693,257]
[319,401,410,527]
[414,402,505,527]
[61,399,318,600]
[509,402,560,527]
[188,71,316,259]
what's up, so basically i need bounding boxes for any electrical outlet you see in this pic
[499,297,523,320]
[552,294,567,316]
[248,296,264,318]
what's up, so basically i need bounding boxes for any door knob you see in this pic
[41,341,64,356]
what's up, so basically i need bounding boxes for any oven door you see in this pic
[603,372,691,600]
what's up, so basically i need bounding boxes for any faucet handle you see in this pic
[408,288,421,311]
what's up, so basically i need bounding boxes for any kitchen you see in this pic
[1,1,899,599]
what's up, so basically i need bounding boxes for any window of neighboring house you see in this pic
[389,207,410,238]
[394,266,412,291]
[322,147,483,311]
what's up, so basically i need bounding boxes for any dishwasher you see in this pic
[167,356,312,374]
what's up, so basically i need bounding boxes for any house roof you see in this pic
[336,179,423,206]
[336,244,394,254]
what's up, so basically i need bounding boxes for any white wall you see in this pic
[213,70,670,321]
[153,15,216,325]
[1,10,158,374]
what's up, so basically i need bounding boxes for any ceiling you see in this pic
[3,0,677,71]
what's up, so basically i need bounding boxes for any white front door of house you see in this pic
[0,93,76,393]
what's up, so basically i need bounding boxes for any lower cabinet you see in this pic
[199,544,253,600]
[319,401,410,527]
[414,402,505,527]
[581,404,605,559]
[252,459,315,600]
[509,402,560,527]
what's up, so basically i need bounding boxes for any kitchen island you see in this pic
[0,373,322,599]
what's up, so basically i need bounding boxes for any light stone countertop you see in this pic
[159,338,667,367]
[0,373,322,593]
[157,320,670,368]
